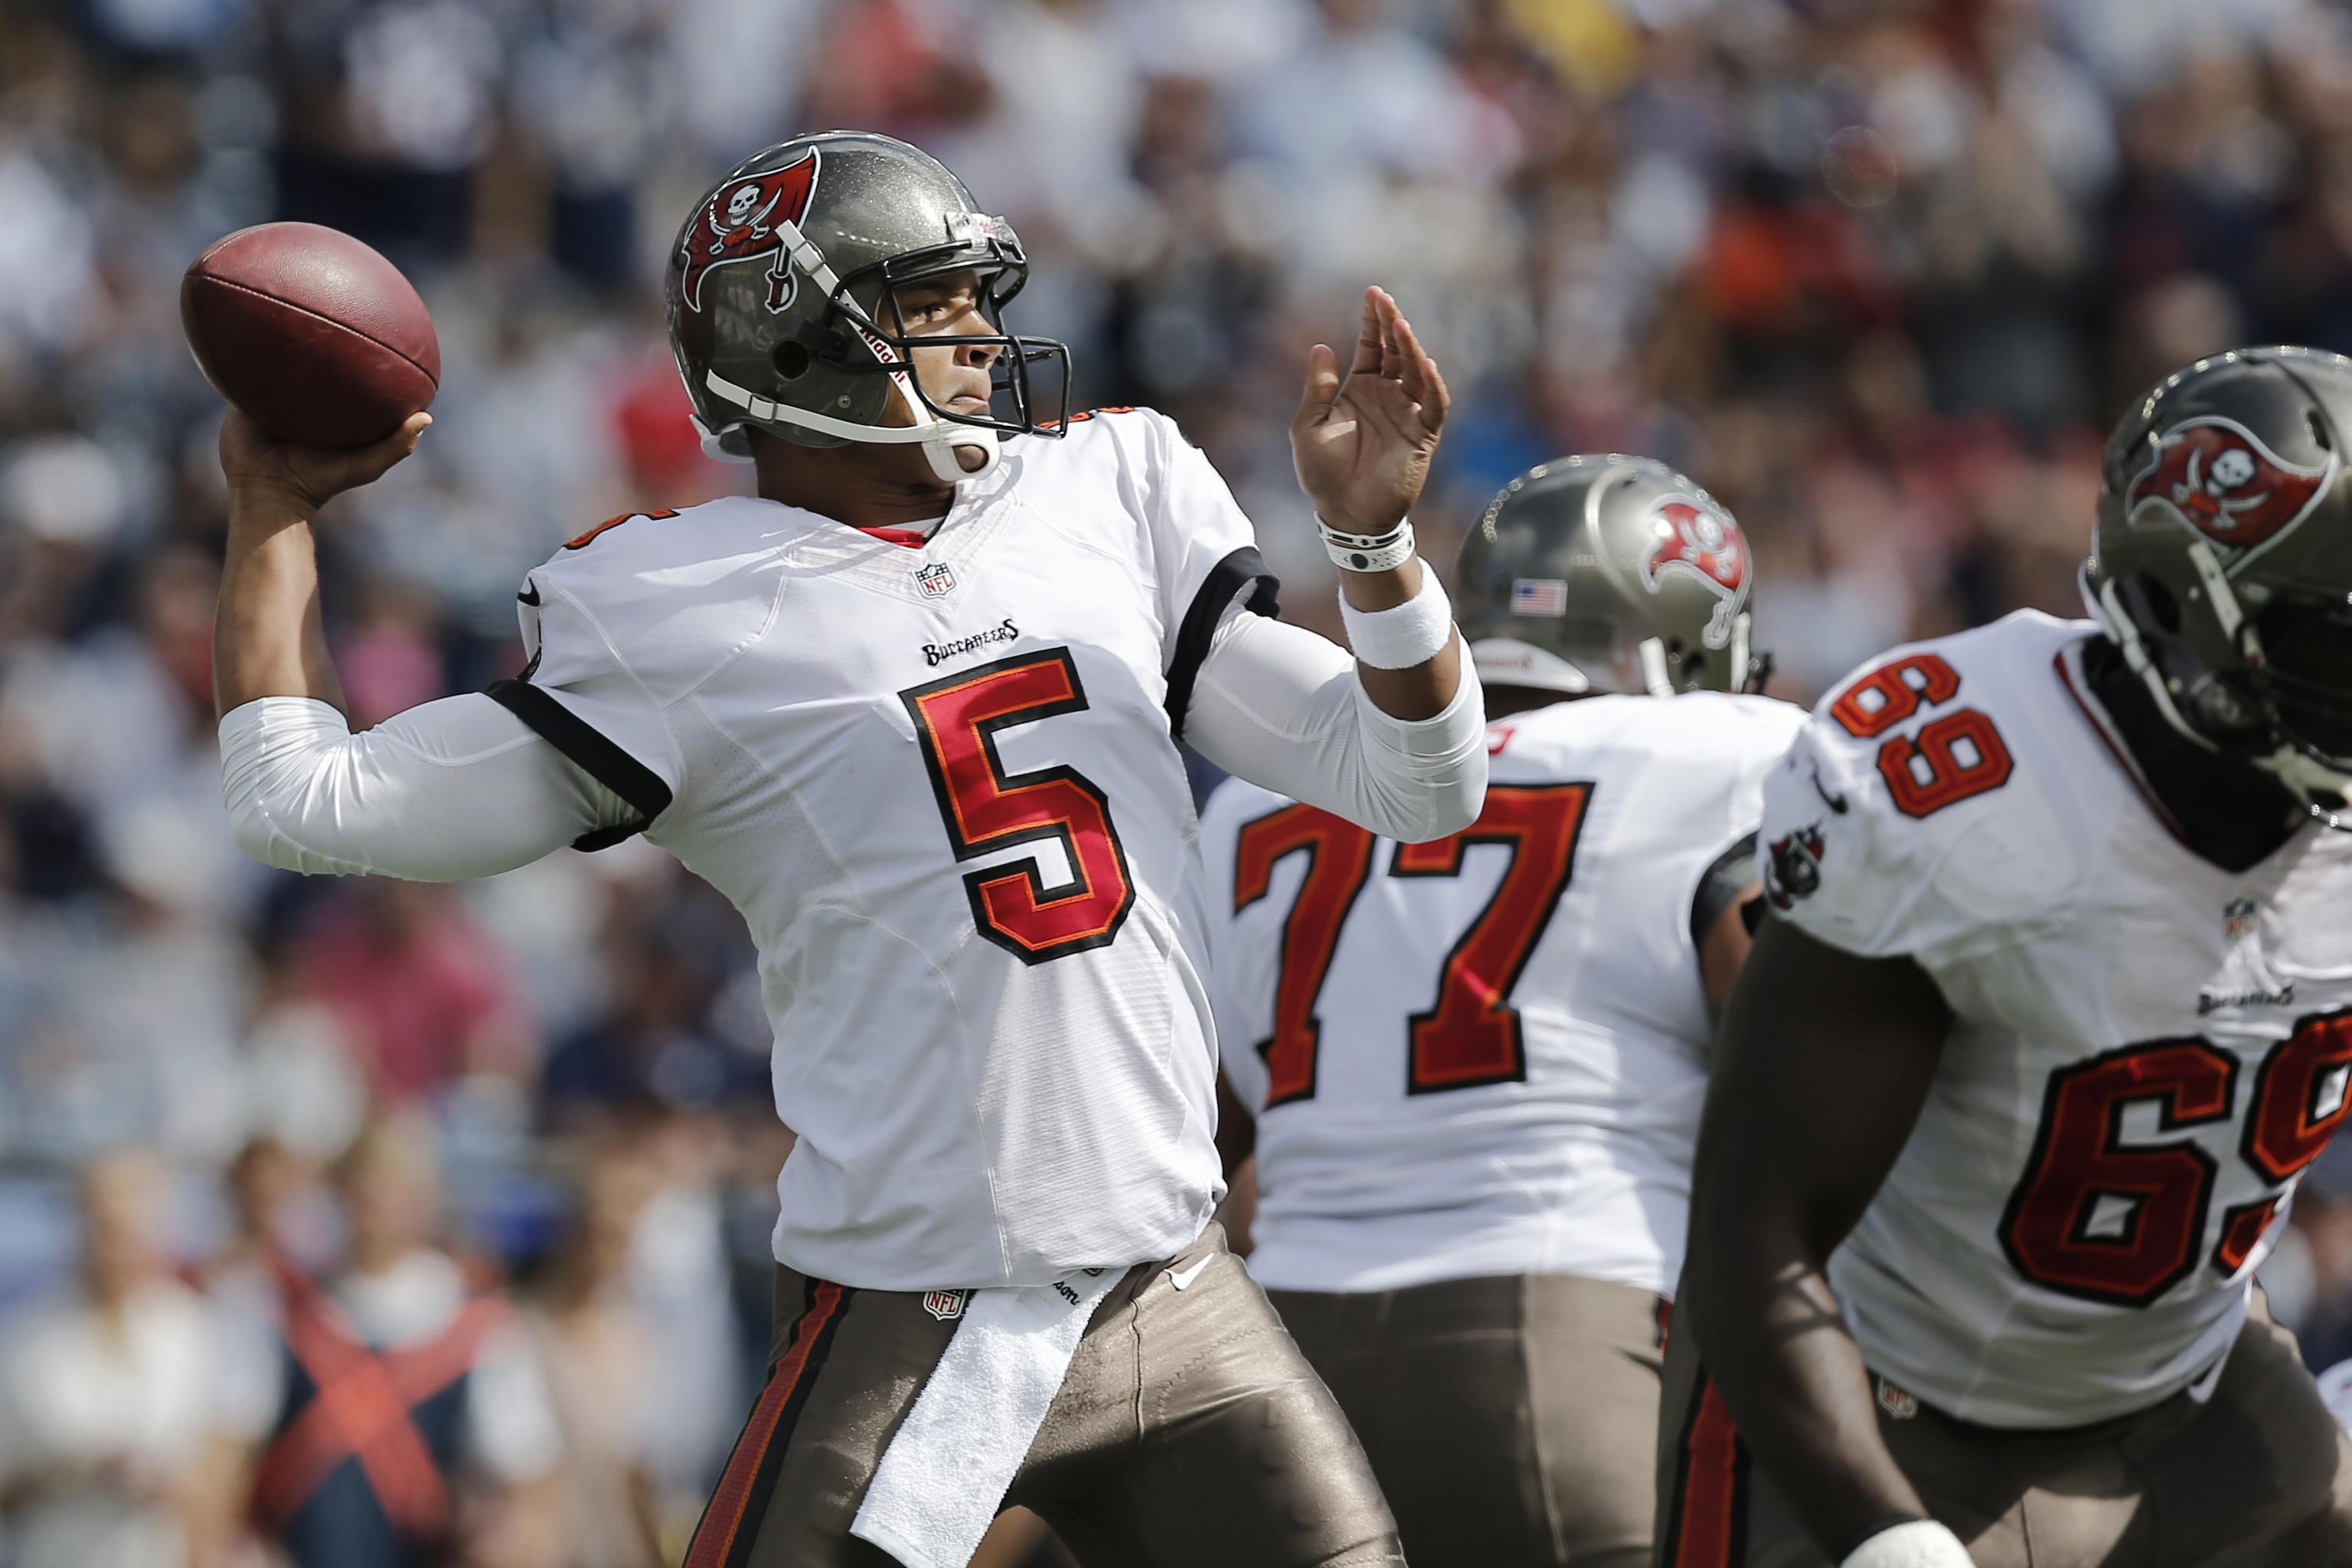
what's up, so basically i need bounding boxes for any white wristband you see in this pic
[1339,569,1455,670]
[1841,1521,1974,1568]
[1320,515,1416,573]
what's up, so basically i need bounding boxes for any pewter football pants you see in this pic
[684,1223,1406,1568]
[1276,1272,1668,1568]
[1654,1292,2352,1568]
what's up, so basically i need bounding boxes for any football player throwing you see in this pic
[211,132,1488,1567]
[1664,348,2352,1568]
[1200,455,1798,1567]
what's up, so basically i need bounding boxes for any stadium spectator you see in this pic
[292,880,534,1105]
[0,1150,233,1568]
[524,1153,671,1568]
[220,1115,563,1568]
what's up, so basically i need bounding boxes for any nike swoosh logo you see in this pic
[517,583,542,607]
[1811,767,1849,814]
[1166,1256,1214,1292]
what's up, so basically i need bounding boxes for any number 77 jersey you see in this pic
[1759,609,2352,1429]
[1197,690,1805,1298]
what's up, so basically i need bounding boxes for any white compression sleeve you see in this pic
[1184,605,1487,843]
[219,693,632,880]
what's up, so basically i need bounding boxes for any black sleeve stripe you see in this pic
[484,678,672,851]
[1165,546,1281,744]
[1690,831,1761,947]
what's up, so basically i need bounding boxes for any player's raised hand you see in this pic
[218,409,431,518]
[1290,286,1451,537]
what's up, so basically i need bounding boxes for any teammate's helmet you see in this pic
[1454,454,1767,697]
[665,130,1070,484]
[2084,347,2352,798]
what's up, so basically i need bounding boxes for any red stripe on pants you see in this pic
[1672,1378,1742,1568]
[686,1281,847,1568]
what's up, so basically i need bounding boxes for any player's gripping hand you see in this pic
[1842,1521,1975,1568]
[1290,286,1450,537]
[219,408,430,517]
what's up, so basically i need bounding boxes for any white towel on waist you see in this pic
[851,1267,1120,1568]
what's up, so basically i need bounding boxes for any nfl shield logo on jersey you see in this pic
[923,1289,969,1321]
[2225,896,2259,942]
[916,562,957,598]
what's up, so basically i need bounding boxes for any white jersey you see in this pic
[1760,610,2352,1427]
[500,408,1279,1291]
[1200,692,1805,1295]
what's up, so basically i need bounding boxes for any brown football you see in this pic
[181,223,439,450]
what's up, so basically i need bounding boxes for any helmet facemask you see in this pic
[841,218,1067,433]
[2236,586,2352,798]
[2089,558,2352,804]
[702,220,1070,484]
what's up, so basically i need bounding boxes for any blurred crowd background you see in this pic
[8,0,2352,1562]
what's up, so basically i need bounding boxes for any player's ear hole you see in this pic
[2310,408,2334,451]
[773,341,812,379]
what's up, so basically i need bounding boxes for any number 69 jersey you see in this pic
[1760,609,2352,1429]
[1198,691,1804,1297]
[493,408,1277,1293]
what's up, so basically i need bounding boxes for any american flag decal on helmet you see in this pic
[1511,578,1568,616]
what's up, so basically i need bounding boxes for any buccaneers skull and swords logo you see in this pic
[2125,415,2339,558]
[677,152,820,315]
[1641,495,1752,649]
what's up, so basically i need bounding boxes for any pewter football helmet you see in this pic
[666,130,1068,483]
[2084,346,2352,798]
[1455,454,1766,697]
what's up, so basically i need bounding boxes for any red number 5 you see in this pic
[903,649,1135,965]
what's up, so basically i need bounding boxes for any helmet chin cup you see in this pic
[924,426,998,482]
[900,380,1001,482]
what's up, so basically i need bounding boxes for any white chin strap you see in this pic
[2082,560,2229,756]
[1637,636,1674,697]
[704,368,997,483]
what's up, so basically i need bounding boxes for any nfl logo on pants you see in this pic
[916,562,956,598]
[923,1289,969,1321]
